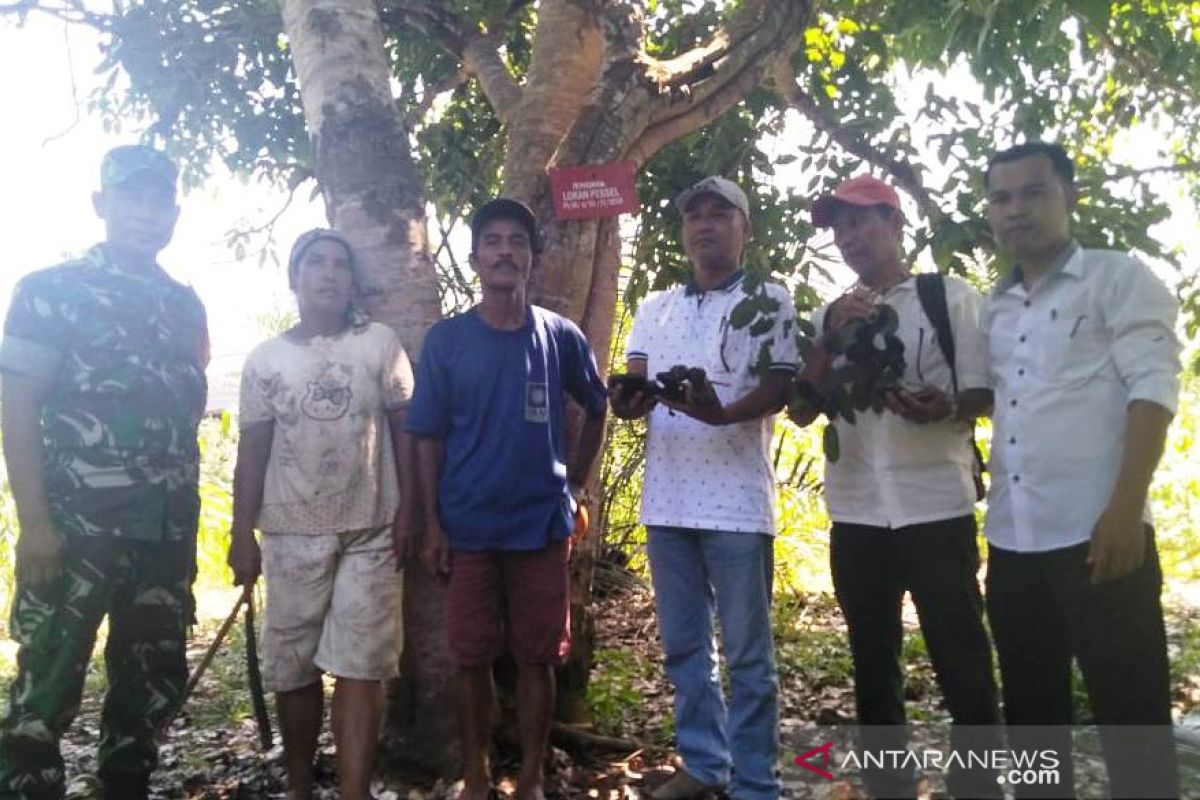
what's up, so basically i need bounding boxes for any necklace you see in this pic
[849,271,912,304]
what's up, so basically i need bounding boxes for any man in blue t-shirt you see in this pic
[405,198,607,800]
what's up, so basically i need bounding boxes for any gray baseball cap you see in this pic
[675,175,751,219]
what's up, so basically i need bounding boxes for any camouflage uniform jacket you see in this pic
[0,244,208,542]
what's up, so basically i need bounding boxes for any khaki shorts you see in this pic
[261,527,403,692]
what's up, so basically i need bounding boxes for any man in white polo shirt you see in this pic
[793,175,1001,799]
[609,176,796,800]
[983,142,1181,799]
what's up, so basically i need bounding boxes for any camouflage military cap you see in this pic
[100,145,178,191]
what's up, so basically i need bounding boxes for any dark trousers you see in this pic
[831,515,1002,799]
[0,536,194,800]
[986,531,1180,799]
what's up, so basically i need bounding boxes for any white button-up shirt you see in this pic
[983,242,1181,553]
[626,272,798,534]
[812,275,989,528]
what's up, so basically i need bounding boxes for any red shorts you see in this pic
[446,539,572,667]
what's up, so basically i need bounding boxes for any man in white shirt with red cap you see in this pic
[795,174,1001,799]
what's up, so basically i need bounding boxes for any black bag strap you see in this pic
[915,273,957,394]
[915,273,988,496]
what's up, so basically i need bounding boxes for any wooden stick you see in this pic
[178,585,253,709]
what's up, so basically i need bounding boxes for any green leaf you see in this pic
[876,304,899,335]
[823,424,841,463]
[758,293,781,312]
[728,298,757,329]
[838,391,857,424]
[753,340,773,376]
[749,317,774,337]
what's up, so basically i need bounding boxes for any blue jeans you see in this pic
[646,526,780,800]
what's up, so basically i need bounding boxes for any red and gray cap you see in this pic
[100,145,178,191]
[675,175,751,220]
[811,175,901,228]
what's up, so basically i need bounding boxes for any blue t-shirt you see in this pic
[405,305,607,551]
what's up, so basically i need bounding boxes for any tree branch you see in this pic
[383,0,523,124]
[1091,26,1200,109]
[462,35,521,124]
[649,0,790,90]
[765,59,946,225]
[0,0,108,29]
[1104,161,1200,181]
[548,1,654,169]
[401,68,468,125]
[625,0,808,166]
[651,30,731,88]
[41,19,82,145]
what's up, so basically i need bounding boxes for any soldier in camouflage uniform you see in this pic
[0,145,208,800]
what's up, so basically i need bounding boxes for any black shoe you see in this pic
[99,771,149,800]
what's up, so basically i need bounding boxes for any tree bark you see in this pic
[280,0,811,769]
[279,0,456,777]
[487,0,809,727]
[281,0,441,356]
[501,0,604,200]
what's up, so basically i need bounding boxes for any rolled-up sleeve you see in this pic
[0,275,65,381]
[1105,257,1181,413]
[761,284,799,373]
[625,297,652,364]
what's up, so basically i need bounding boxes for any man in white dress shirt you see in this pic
[794,175,1001,799]
[982,142,1181,798]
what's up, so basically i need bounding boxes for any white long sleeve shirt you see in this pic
[812,275,989,528]
[983,242,1181,553]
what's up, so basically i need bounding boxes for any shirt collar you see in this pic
[89,243,179,287]
[878,273,915,297]
[994,239,1080,295]
[684,268,745,296]
[85,244,121,274]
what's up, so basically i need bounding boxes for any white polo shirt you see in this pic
[983,242,1181,553]
[626,271,799,534]
[812,275,989,529]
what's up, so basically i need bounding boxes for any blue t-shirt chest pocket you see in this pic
[524,330,551,425]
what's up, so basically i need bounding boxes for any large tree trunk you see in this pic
[502,0,809,723]
[279,0,456,777]
[279,0,810,769]
[497,0,625,725]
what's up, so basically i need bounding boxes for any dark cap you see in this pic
[811,175,902,228]
[287,228,361,291]
[470,197,540,253]
[100,145,178,191]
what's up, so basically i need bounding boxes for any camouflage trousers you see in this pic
[0,535,194,800]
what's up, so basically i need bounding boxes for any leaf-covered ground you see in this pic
[2,576,1199,799]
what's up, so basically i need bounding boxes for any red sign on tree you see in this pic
[548,161,640,220]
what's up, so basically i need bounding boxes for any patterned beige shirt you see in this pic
[239,322,414,534]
